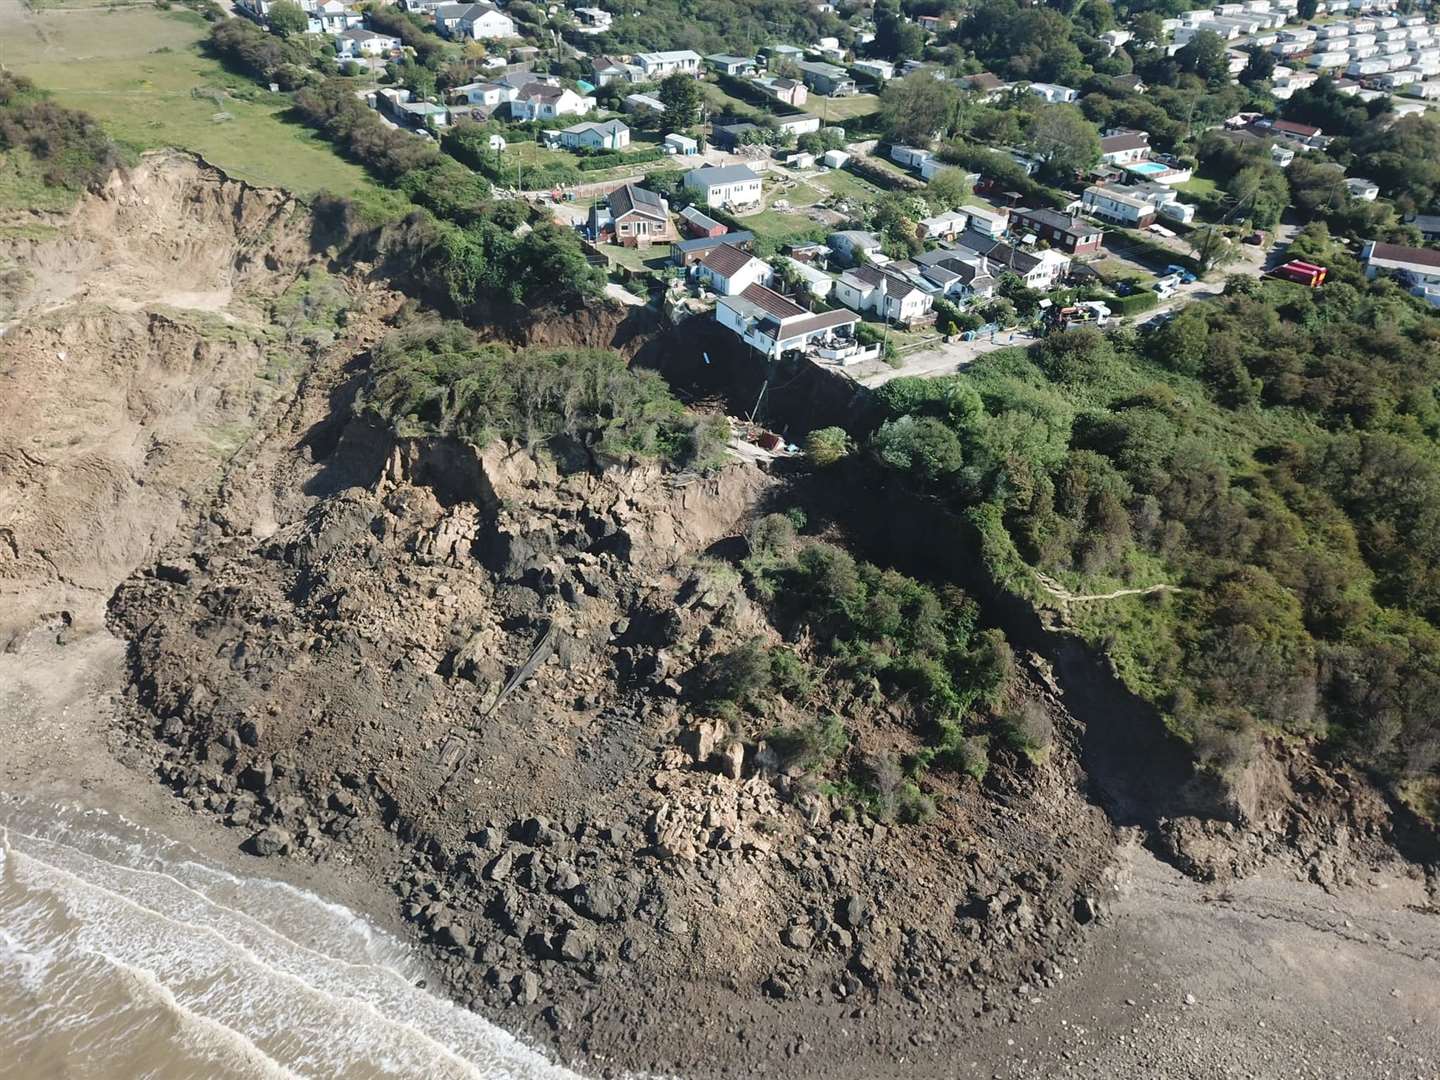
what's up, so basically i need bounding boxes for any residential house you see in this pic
[679,205,727,238]
[853,59,895,82]
[1346,177,1380,200]
[558,119,630,150]
[1255,118,1331,149]
[510,83,594,120]
[822,149,850,169]
[572,5,612,32]
[773,114,822,137]
[635,50,702,78]
[1405,213,1440,241]
[835,264,935,325]
[1082,182,1156,226]
[960,204,1009,239]
[706,54,759,77]
[916,14,954,31]
[914,248,997,300]
[917,209,969,240]
[684,164,763,210]
[1025,81,1079,103]
[589,183,675,246]
[752,76,808,107]
[890,145,933,170]
[624,93,665,114]
[763,44,806,65]
[712,122,767,150]
[716,284,869,361]
[1361,240,1440,305]
[672,231,755,266]
[960,72,1007,100]
[336,29,400,57]
[1098,130,1151,166]
[970,241,1071,290]
[1009,207,1104,256]
[307,0,362,35]
[1109,74,1148,94]
[434,2,515,39]
[449,81,517,107]
[591,56,641,86]
[664,132,700,155]
[827,229,883,264]
[693,243,774,295]
[780,256,835,299]
[797,61,858,96]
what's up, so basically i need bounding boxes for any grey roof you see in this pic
[609,183,666,220]
[706,54,757,65]
[674,231,754,254]
[1014,206,1100,237]
[680,205,724,230]
[687,164,761,186]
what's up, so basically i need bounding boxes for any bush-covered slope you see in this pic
[358,321,729,470]
[859,229,1440,816]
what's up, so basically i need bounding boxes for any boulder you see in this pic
[782,925,814,950]
[245,827,291,858]
[718,740,745,780]
[571,878,638,922]
[679,720,723,765]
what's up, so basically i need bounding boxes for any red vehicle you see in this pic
[1271,260,1327,287]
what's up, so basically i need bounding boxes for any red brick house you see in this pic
[1009,207,1104,257]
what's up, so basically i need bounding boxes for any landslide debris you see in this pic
[110,401,1119,1076]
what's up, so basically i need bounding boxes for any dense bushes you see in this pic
[358,320,728,469]
[858,257,1440,806]
[0,72,121,190]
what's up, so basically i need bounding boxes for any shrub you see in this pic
[998,700,1054,763]
[805,426,853,467]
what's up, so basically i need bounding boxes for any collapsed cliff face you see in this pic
[108,409,1120,1077]
[0,150,349,644]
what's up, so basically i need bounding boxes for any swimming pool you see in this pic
[1125,161,1170,176]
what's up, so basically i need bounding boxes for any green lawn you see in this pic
[0,5,375,197]
[597,243,672,271]
[809,93,880,122]
[1176,172,1221,200]
[811,168,881,202]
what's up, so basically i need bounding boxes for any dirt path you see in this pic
[1034,571,1181,605]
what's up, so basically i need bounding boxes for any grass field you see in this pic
[0,1,374,196]
[809,93,880,121]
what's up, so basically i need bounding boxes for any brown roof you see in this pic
[784,308,858,337]
[699,243,756,277]
[1100,131,1149,154]
[738,283,807,321]
[1273,119,1320,137]
[1368,242,1440,270]
[965,72,1004,92]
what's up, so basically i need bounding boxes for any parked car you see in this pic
[1164,264,1198,284]
[1244,230,1266,246]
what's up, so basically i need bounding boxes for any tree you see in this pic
[267,0,310,37]
[806,427,853,467]
[1024,103,1101,180]
[873,0,926,60]
[879,71,961,146]
[1240,45,1275,86]
[1176,30,1229,85]
[1189,225,1238,272]
[871,416,965,486]
[924,166,972,212]
[658,72,702,131]
[1131,12,1166,48]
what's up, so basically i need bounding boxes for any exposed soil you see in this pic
[3,152,1438,1080]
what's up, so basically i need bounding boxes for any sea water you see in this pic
[0,799,585,1080]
